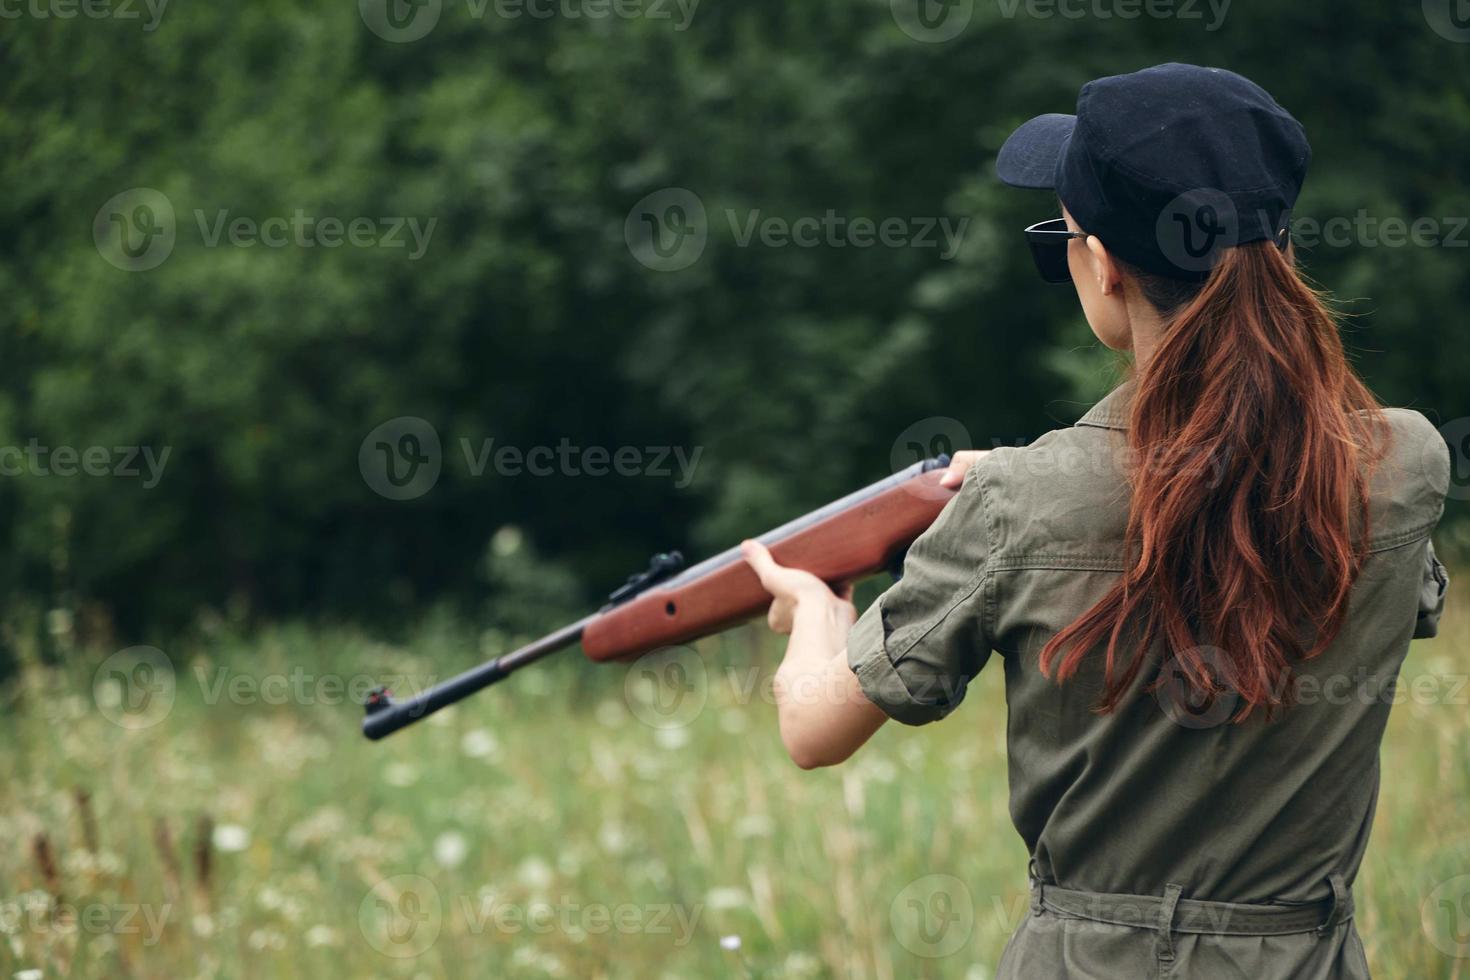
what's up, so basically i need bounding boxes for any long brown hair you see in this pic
[1040,240,1386,720]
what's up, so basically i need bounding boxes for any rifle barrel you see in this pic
[361,616,594,740]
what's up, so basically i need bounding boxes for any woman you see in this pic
[740,63,1450,978]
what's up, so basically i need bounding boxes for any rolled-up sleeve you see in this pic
[1414,539,1449,639]
[847,464,993,725]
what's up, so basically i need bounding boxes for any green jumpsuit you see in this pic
[848,384,1451,978]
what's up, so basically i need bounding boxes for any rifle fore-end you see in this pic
[580,468,957,661]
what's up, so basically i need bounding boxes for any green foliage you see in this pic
[1,1,1466,635]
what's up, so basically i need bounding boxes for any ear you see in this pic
[1085,236,1123,297]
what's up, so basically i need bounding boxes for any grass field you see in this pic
[2,578,1469,979]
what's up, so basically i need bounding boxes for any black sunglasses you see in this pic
[1024,218,1089,284]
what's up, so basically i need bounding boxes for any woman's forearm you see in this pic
[772,595,886,768]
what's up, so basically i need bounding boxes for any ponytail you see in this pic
[1040,241,1386,720]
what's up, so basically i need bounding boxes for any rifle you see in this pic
[362,455,956,740]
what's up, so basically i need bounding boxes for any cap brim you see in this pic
[996,113,1076,189]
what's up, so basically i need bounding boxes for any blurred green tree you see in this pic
[1,0,1465,642]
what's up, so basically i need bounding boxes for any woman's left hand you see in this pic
[740,539,854,634]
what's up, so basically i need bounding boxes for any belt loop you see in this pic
[1155,883,1183,962]
[1028,857,1043,916]
[1318,873,1348,936]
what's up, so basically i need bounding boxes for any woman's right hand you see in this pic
[938,450,989,489]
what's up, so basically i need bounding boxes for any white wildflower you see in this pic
[654,726,689,750]
[734,815,773,839]
[212,824,251,853]
[382,762,419,787]
[304,925,341,948]
[705,887,748,911]
[460,729,499,760]
[719,709,749,734]
[517,856,554,891]
[595,699,626,727]
[433,831,469,870]
[597,823,629,856]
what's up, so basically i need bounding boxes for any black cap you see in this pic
[996,63,1310,281]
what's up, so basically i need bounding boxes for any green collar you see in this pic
[1074,381,1134,431]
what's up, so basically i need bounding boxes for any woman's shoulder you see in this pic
[968,424,1132,562]
[1366,407,1451,549]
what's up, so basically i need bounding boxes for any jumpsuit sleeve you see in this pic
[1413,539,1449,640]
[846,463,993,725]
